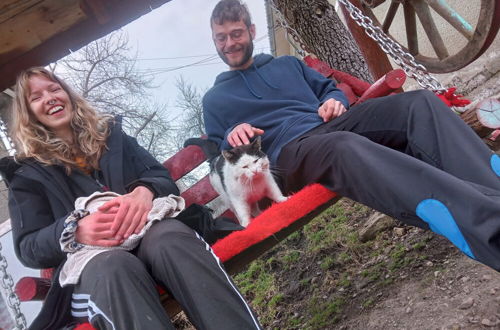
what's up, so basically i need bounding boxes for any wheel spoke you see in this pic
[403,2,419,55]
[382,0,400,33]
[423,0,474,40]
[411,0,449,59]
[362,0,388,8]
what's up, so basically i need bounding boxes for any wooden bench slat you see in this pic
[163,145,206,181]
[180,175,219,207]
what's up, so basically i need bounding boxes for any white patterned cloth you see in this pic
[59,191,185,287]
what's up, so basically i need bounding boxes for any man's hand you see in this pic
[318,98,347,122]
[228,123,264,147]
[98,186,154,240]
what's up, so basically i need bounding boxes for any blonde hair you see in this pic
[11,67,112,173]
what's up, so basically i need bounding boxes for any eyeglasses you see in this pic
[213,28,248,45]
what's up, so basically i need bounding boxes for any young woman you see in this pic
[0,67,261,330]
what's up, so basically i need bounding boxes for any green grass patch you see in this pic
[362,297,375,308]
[308,297,345,329]
[320,256,335,270]
[338,274,351,288]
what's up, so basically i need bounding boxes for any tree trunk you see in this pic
[273,0,373,83]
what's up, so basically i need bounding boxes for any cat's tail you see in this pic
[184,137,220,161]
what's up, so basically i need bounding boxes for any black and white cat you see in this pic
[209,137,287,227]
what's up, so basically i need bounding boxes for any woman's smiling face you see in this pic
[27,74,74,139]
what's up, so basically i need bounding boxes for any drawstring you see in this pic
[237,63,279,99]
[238,71,262,99]
[252,63,279,89]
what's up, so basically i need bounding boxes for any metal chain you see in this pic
[0,241,27,330]
[337,0,447,92]
[268,0,309,57]
[270,0,446,92]
[0,119,15,155]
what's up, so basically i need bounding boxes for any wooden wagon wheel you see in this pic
[359,0,500,73]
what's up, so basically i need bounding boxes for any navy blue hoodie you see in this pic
[203,54,349,164]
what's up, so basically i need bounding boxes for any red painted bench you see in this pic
[14,64,406,323]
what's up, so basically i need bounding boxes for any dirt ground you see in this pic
[349,254,500,330]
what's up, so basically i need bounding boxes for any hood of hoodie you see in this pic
[213,54,275,98]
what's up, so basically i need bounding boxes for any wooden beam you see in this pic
[81,0,112,25]
[0,0,42,25]
[338,0,394,80]
[0,0,86,66]
[0,0,173,91]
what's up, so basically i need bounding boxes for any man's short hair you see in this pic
[211,0,252,28]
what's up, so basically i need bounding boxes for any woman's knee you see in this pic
[139,219,200,257]
[82,250,146,280]
[142,219,195,243]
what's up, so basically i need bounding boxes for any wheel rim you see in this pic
[360,0,500,73]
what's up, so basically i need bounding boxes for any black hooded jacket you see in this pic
[0,118,179,329]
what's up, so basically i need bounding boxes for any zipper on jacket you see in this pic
[93,170,109,191]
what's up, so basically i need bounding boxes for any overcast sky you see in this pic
[122,0,271,110]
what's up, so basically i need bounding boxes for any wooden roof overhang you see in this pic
[0,0,173,92]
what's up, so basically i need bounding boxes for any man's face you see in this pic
[212,19,255,71]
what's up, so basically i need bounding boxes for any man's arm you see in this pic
[298,58,349,109]
[297,58,349,122]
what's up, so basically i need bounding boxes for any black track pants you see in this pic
[73,220,261,330]
[277,90,500,271]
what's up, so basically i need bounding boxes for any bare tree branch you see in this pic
[54,30,175,160]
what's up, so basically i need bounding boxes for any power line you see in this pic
[61,35,270,63]
[132,46,271,77]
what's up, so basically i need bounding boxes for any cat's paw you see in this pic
[276,196,289,203]
[239,218,251,228]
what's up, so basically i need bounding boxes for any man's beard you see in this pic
[218,40,254,69]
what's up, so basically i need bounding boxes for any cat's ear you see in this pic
[251,136,262,151]
[222,149,238,163]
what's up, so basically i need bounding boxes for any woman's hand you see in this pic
[75,212,122,247]
[98,186,154,240]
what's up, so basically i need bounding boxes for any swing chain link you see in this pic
[336,0,447,92]
[268,0,309,57]
[0,241,27,330]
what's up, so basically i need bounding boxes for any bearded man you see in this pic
[203,0,500,272]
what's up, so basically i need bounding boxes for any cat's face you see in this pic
[233,154,269,183]
[222,137,269,183]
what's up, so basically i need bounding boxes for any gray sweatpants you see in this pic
[277,90,500,271]
[72,219,261,330]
